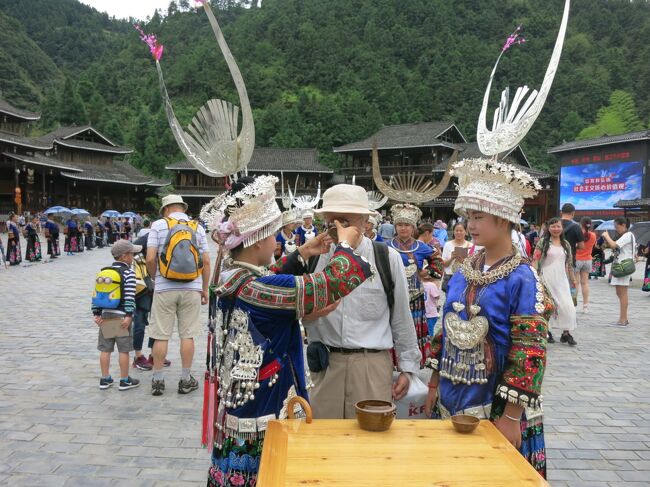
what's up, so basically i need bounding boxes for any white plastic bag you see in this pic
[393,372,429,419]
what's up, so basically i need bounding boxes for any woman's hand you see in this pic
[494,414,522,449]
[424,385,438,418]
[298,233,334,259]
[302,300,340,322]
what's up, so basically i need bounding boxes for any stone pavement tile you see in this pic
[586,460,635,471]
[179,469,208,482]
[39,441,84,454]
[53,464,99,476]
[601,450,640,460]
[617,470,650,482]
[95,465,141,479]
[64,476,113,487]
[136,467,182,481]
[110,480,158,487]
[565,482,611,487]
[547,469,580,481]
[608,441,649,451]
[559,449,603,460]
[576,470,621,482]
[8,473,68,487]
[12,461,61,475]
[629,460,650,470]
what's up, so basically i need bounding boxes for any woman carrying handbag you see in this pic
[602,217,636,327]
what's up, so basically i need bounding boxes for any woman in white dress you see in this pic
[441,222,473,292]
[602,217,636,327]
[533,218,577,346]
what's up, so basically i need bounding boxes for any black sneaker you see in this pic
[152,378,165,396]
[563,332,577,346]
[119,376,140,391]
[178,375,199,394]
[560,332,568,343]
[547,331,555,344]
[99,377,114,390]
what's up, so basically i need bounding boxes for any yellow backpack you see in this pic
[158,217,203,282]
[133,255,153,296]
[92,267,123,309]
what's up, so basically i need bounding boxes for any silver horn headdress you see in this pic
[372,141,458,205]
[453,0,570,223]
[477,0,570,156]
[138,0,254,179]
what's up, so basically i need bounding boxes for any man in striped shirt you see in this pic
[92,240,141,391]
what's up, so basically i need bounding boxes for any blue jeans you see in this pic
[427,317,438,337]
[133,308,149,352]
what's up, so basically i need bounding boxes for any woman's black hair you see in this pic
[453,221,467,231]
[580,216,592,241]
[539,217,570,263]
[614,216,630,229]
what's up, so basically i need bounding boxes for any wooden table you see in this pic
[258,419,549,486]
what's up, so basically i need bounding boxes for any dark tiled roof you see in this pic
[614,198,650,208]
[0,99,40,121]
[35,126,93,146]
[432,142,532,170]
[61,161,151,185]
[548,131,650,153]
[166,147,333,173]
[0,130,52,150]
[177,188,220,198]
[3,152,82,172]
[54,137,132,154]
[333,122,462,152]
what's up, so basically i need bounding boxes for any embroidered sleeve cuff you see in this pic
[496,383,542,409]
[424,357,440,371]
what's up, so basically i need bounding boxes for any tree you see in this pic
[578,90,644,140]
[58,77,87,125]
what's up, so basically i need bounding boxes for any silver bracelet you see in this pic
[504,413,521,422]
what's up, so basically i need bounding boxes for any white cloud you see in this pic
[79,0,175,21]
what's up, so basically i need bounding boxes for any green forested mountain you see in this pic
[1,0,650,176]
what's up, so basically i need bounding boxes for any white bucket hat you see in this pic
[159,194,188,215]
[314,184,373,216]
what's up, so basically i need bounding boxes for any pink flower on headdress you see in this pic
[502,25,526,53]
[134,24,164,61]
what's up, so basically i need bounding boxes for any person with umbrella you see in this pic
[84,217,95,250]
[43,214,61,259]
[64,215,80,255]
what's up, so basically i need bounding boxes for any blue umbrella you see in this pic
[71,208,90,216]
[595,220,616,231]
[44,206,71,215]
[121,211,138,218]
[101,210,121,218]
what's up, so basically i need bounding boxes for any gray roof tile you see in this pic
[333,122,460,152]
[548,131,650,153]
[166,147,332,173]
[0,99,40,121]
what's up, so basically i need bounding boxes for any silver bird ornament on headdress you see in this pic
[291,181,321,212]
[366,190,388,211]
[140,0,254,179]
[372,141,458,206]
[477,0,570,156]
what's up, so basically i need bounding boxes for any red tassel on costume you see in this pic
[201,370,210,448]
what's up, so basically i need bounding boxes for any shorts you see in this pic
[148,290,202,340]
[98,325,133,353]
[575,259,592,273]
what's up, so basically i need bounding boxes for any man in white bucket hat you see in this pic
[146,194,210,397]
[306,184,420,419]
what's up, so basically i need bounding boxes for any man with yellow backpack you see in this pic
[146,195,211,396]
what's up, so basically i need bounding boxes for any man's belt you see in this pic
[328,347,384,354]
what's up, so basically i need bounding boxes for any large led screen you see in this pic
[560,160,643,211]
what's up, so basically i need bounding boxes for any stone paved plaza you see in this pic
[0,240,649,486]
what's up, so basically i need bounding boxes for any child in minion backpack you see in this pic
[91,240,142,391]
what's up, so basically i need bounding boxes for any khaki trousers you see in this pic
[310,350,393,419]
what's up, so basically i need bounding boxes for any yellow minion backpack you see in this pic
[92,267,123,309]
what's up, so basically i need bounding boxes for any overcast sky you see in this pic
[78,0,175,21]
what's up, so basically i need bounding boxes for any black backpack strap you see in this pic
[372,241,394,313]
[306,254,320,274]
